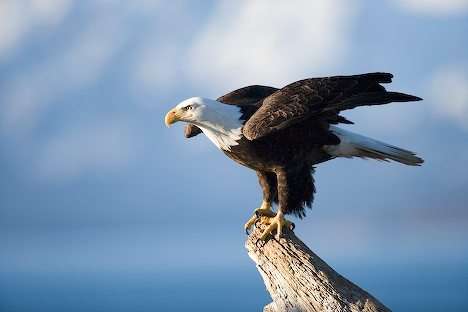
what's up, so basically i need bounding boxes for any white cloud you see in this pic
[0,0,71,59]
[35,121,140,179]
[0,2,143,181]
[132,43,181,91]
[430,66,468,129]
[393,0,468,15]
[57,15,127,85]
[128,2,194,95]
[0,2,167,180]
[0,1,174,136]
[0,9,127,136]
[188,0,356,91]
[29,0,72,24]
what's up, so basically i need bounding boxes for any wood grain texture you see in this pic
[246,225,391,312]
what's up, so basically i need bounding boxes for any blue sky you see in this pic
[1,1,468,311]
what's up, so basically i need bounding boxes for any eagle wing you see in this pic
[242,72,422,141]
[184,124,203,138]
[217,85,278,106]
[184,85,278,138]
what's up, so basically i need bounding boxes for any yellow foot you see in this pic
[244,207,276,234]
[258,213,295,241]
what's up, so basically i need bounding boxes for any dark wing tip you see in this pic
[364,72,393,83]
[387,92,423,102]
[336,115,354,124]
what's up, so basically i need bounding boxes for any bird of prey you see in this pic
[165,73,423,241]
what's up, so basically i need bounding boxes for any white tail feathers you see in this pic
[323,126,424,166]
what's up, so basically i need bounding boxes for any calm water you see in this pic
[1,264,467,312]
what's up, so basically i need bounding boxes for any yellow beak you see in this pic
[164,108,180,127]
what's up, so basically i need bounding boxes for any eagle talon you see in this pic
[244,205,275,235]
[244,215,257,235]
[258,213,293,241]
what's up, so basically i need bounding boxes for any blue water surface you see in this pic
[1,262,467,312]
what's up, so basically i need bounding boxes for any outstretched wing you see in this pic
[183,85,278,138]
[242,73,422,140]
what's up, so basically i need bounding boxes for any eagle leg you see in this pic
[258,211,295,241]
[257,168,295,241]
[244,201,275,234]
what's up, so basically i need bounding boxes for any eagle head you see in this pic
[164,97,244,150]
[164,97,207,127]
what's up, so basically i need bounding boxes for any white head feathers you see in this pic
[175,97,244,150]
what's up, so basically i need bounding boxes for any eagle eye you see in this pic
[183,105,193,111]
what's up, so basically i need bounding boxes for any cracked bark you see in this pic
[246,225,391,312]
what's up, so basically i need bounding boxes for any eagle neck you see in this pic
[194,101,244,151]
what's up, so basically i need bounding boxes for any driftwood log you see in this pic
[246,225,391,312]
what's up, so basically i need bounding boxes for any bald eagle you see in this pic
[165,73,423,241]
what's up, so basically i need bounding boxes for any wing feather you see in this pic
[243,73,421,140]
[216,85,278,106]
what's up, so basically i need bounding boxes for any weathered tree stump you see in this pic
[246,225,391,312]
